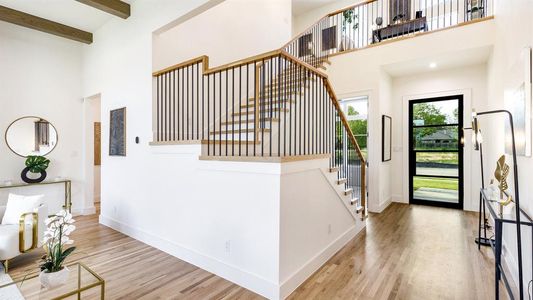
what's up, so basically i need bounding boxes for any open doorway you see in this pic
[84,94,101,214]
[408,95,464,209]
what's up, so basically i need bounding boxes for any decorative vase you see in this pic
[39,267,69,289]
[21,167,47,184]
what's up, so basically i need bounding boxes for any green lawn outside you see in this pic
[413,177,458,191]
[416,152,458,164]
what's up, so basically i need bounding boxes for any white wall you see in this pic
[292,0,357,36]
[0,22,85,214]
[485,0,533,295]
[154,0,292,71]
[391,64,488,211]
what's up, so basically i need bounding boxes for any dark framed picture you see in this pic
[382,115,392,162]
[109,107,126,156]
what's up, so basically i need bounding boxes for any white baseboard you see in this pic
[377,197,392,213]
[99,215,279,299]
[73,206,96,216]
[392,194,404,203]
[279,224,363,299]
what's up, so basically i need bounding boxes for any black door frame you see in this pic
[408,95,464,209]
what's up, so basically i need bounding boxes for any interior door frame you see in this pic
[408,95,464,209]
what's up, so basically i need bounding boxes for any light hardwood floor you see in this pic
[8,203,504,299]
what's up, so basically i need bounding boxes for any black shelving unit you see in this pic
[480,189,533,300]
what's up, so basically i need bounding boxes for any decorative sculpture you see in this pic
[493,155,513,215]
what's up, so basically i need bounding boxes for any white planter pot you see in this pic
[39,267,70,289]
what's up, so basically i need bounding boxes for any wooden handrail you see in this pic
[152,56,208,76]
[152,50,283,77]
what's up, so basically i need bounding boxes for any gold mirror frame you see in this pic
[4,116,59,158]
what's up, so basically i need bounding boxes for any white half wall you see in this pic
[279,158,363,299]
[99,144,282,298]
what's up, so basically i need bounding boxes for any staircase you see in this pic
[150,1,383,218]
[203,58,330,157]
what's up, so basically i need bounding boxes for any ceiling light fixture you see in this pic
[429,62,437,69]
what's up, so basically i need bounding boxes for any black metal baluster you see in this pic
[277,56,282,157]
[231,67,235,156]
[247,63,250,156]
[156,75,160,141]
[207,74,210,155]
[239,66,242,156]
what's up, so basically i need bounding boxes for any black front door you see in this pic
[409,95,464,209]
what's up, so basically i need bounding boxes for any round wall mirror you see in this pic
[5,116,58,157]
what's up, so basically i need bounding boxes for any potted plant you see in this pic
[21,155,50,183]
[39,210,76,289]
[340,9,359,51]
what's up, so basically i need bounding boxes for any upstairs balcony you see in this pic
[285,0,494,65]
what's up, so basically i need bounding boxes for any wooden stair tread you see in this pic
[201,140,259,145]
[210,129,269,135]
[221,118,279,125]
[337,178,347,185]
[329,167,339,173]
[232,108,288,116]
[344,188,353,196]
[241,99,295,108]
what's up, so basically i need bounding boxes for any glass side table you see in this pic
[0,262,105,299]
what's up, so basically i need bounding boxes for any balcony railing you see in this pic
[283,0,494,61]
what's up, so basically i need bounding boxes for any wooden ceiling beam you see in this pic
[75,0,130,19]
[0,5,93,44]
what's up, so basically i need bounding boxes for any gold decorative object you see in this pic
[494,155,510,193]
[493,155,513,215]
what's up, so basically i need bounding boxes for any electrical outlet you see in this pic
[225,240,231,253]
[328,224,332,234]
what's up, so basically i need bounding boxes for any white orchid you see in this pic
[40,210,77,273]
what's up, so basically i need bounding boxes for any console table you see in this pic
[372,17,427,43]
[0,180,72,213]
[481,188,533,300]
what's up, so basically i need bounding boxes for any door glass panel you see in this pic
[413,176,459,203]
[413,126,458,150]
[412,99,459,126]
[416,152,458,177]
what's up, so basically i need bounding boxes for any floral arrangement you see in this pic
[40,210,76,273]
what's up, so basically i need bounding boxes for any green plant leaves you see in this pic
[25,156,50,173]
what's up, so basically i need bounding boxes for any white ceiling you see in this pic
[382,46,493,77]
[0,0,128,32]
[292,0,338,16]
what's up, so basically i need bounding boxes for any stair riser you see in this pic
[232,110,288,117]
[221,122,276,130]
[209,133,258,140]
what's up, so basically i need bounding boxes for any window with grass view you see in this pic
[341,96,368,159]
[409,96,463,208]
